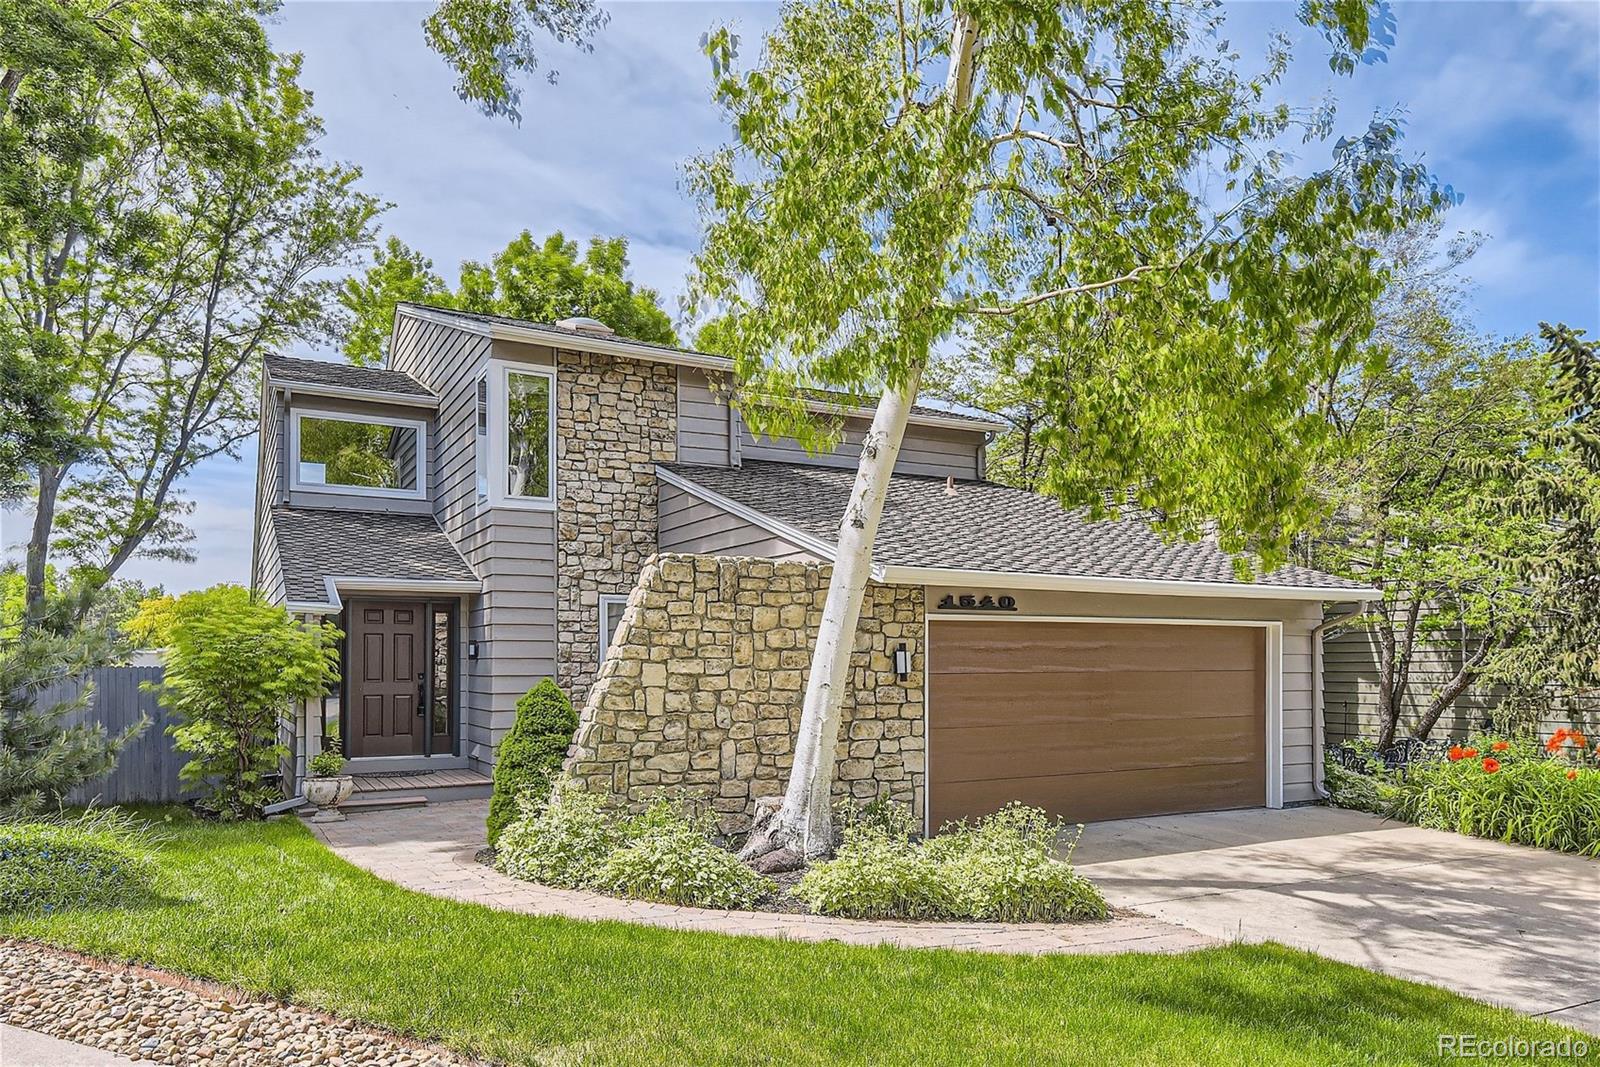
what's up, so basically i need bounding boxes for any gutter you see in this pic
[1312,602,1368,799]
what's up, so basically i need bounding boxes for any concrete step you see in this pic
[326,794,429,814]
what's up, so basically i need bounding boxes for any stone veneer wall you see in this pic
[568,553,926,834]
[555,351,678,708]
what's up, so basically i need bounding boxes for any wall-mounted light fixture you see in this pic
[894,642,910,682]
[467,641,480,661]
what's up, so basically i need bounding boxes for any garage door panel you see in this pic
[931,621,1263,675]
[931,762,1267,828]
[930,718,1264,784]
[927,620,1268,828]
[930,669,1262,730]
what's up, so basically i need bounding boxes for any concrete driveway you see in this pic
[1071,806,1600,1034]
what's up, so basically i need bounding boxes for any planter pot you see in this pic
[304,775,354,822]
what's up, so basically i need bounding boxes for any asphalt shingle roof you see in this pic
[270,507,477,604]
[662,461,1369,592]
[264,354,434,399]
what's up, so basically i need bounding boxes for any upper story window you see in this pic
[289,409,427,500]
[475,376,489,503]
[484,360,556,509]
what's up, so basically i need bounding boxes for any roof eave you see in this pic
[268,375,439,409]
[882,565,1375,601]
[398,304,733,373]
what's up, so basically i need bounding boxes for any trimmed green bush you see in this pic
[0,818,154,914]
[487,679,578,846]
[494,782,620,888]
[796,802,1108,922]
[592,799,772,909]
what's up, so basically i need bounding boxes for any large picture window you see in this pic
[290,410,426,499]
[486,361,556,509]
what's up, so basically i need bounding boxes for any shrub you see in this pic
[1391,749,1600,856]
[0,608,145,819]
[497,788,774,908]
[308,728,347,778]
[593,799,773,909]
[487,679,578,846]
[142,585,340,820]
[796,802,1106,922]
[1323,761,1399,815]
[494,782,621,888]
[0,816,154,914]
[925,805,1107,922]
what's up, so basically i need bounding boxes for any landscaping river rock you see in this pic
[0,941,484,1067]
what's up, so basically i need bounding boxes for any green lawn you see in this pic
[3,812,1586,1066]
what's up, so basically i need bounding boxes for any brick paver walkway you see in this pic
[309,800,1215,955]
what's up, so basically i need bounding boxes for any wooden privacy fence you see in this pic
[36,666,190,805]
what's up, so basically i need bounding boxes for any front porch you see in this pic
[317,768,493,814]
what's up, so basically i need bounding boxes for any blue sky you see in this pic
[3,0,1596,592]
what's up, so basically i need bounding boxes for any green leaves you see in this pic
[152,584,340,820]
[688,0,1446,564]
[422,0,609,122]
[338,230,676,364]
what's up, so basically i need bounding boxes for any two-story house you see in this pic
[252,302,1369,827]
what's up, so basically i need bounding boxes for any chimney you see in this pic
[555,316,616,337]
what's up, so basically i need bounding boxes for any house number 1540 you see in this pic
[937,594,1018,611]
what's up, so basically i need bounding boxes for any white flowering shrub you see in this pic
[494,782,620,888]
[797,801,1107,922]
[592,799,772,909]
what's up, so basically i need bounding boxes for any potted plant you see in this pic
[303,728,354,822]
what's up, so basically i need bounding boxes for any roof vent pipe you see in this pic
[945,476,957,497]
[555,316,616,337]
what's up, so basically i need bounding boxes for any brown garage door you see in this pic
[928,620,1266,828]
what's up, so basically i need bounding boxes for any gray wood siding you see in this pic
[677,368,986,478]
[388,314,543,768]
[657,484,820,561]
[1322,626,1508,742]
[254,386,286,601]
[744,417,984,479]
[677,368,736,466]
[256,507,286,604]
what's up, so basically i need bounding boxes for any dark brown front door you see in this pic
[347,600,426,757]
[928,620,1267,828]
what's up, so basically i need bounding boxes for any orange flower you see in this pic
[1461,747,1479,759]
[1491,740,1510,752]
[1546,728,1570,753]
[1567,769,1580,781]
[1572,731,1588,750]
[1482,757,1501,774]
[1448,745,1466,762]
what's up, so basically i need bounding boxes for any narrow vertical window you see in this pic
[504,369,553,500]
[475,376,489,503]
[598,595,629,667]
[430,607,451,741]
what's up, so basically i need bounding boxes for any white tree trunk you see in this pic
[758,367,924,860]
[743,10,979,863]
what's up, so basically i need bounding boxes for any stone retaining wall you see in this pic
[567,553,925,833]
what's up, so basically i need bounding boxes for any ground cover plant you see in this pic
[1327,732,1600,855]
[496,786,771,908]
[1,810,1587,1066]
[795,803,1107,922]
[0,810,155,914]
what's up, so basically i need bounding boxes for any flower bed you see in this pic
[1326,731,1600,856]
[492,787,1107,921]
